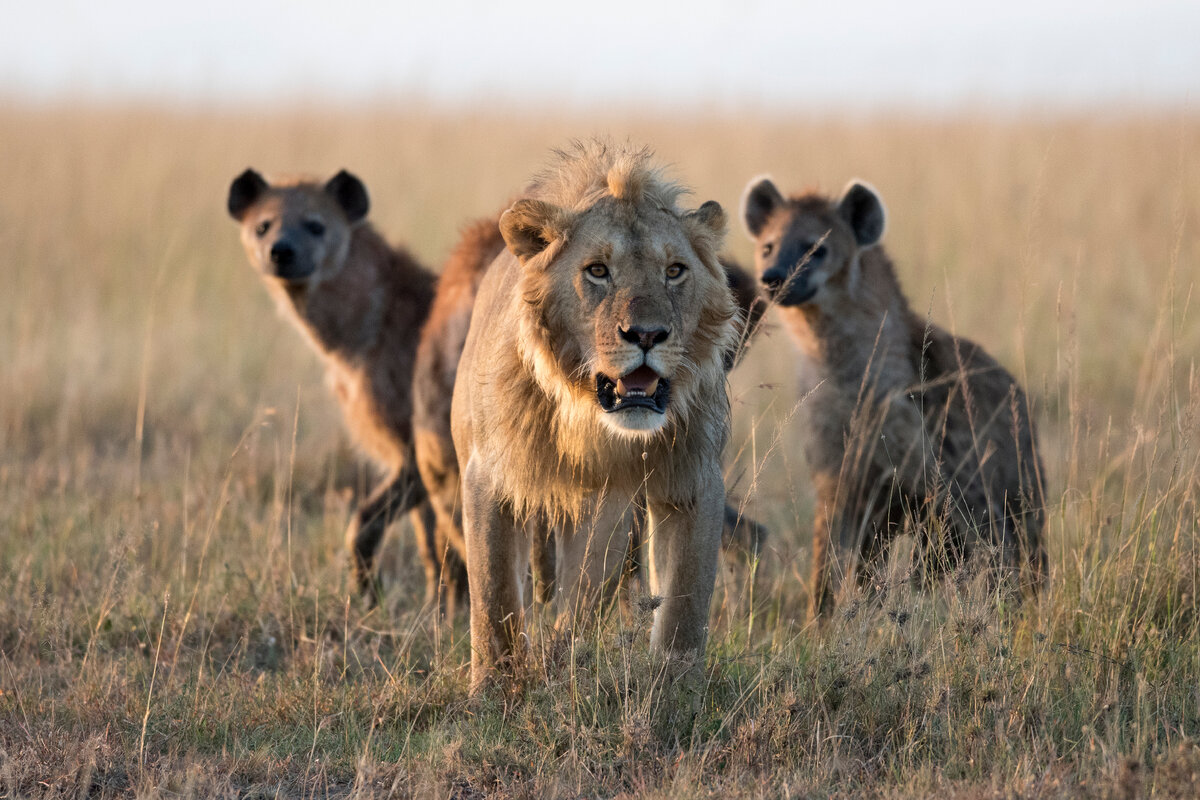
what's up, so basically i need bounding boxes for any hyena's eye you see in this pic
[303,219,325,237]
[255,220,271,237]
[761,242,774,257]
[812,244,828,259]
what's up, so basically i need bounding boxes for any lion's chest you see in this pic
[489,412,691,519]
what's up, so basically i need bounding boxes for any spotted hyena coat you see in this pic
[227,168,450,604]
[741,176,1046,619]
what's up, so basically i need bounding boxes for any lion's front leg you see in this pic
[461,455,529,691]
[554,492,633,632]
[645,468,723,661]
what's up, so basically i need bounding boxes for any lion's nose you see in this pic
[619,325,670,352]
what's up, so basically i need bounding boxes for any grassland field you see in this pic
[0,103,1198,798]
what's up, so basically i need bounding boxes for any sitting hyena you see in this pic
[741,176,1047,619]
[227,168,448,604]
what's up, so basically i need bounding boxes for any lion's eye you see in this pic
[665,263,687,280]
[585,263,609,280]
[304,219,325,237]
[761,242,774,257]
[255,220,271,237]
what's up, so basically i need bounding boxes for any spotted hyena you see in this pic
[741,176,1046,619]
[227,168,456,604]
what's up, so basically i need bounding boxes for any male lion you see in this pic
[741,176,1047,620]
[413,223,768,615]
[452,141,737,688]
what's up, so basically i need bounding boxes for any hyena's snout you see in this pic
[760,265,789,294]
[760,263,816,306]
[269,239,314,281]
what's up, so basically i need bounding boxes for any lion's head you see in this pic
[498,141,736,440]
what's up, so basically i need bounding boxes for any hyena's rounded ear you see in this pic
[499,199,574,264]
[228,168,269,221]
[741,176,784,239]
[836,180,886,247]
[324,170,370,224]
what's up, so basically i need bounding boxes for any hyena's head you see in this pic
[227,169,369,286]
[740,177,886,308]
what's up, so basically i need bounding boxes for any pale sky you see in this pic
[3,0,1198,110]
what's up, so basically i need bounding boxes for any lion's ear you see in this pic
[682,200,727,259]
[499,199,573,263]
[688,200,727,237]
[741,176,783,239]
[836,180,886,247]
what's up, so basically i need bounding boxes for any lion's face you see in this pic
[501,194,733,438]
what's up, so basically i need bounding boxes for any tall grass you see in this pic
[0,103,1197,798]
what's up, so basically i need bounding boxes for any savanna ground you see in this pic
[1,103,1198,798]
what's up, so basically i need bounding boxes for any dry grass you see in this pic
[0,103,1198,798]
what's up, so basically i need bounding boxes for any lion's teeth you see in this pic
[614,375,659,399]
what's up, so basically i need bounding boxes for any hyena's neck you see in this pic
[285,226,434,362]
[782,247,917,393]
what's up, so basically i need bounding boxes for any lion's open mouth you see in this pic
[596,365,670,414]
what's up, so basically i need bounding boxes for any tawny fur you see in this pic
[411,222,769,599]
[451,141,738,689]
[412,217,509,606]
[741,177,1047,621]
[227,169,447,604]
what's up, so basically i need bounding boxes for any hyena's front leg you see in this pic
[809,470,881,623]
[346,463,427,601]
[645,468,724,661]
[461,455,528,691]
[808,470,841,622]
[721,500,768,560]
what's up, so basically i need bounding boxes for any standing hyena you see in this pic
[226,168,449,604]
[741,177,1047,620]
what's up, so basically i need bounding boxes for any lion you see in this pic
[413,222,769,615]
[741,176,1047,620]
[226,168,448,605]
[450,141,738,688]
